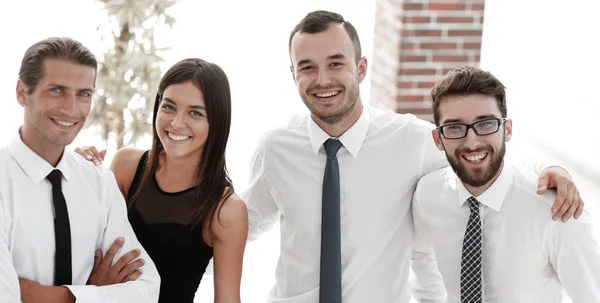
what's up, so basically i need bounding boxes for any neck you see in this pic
[463,161,505,197]
[20,125,64,167]
[313,100,363,137]
[156,151,203,191]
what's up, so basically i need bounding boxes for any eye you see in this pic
[78,91,91,97]
[190,110,204,117]
[446,125,463,131]
[161,104,175,111]
[300,66,314,71]
[50,87,62,93]
[330,62,343,67]
[477,120,496,128]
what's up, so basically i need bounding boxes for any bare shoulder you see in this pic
[109,147,147,198]
[216,192,249,228]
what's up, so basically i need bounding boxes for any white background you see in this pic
[0,0,597,302]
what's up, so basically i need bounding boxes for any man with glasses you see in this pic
[412,66,600,302]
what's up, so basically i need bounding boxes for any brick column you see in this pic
[371,0,486,121]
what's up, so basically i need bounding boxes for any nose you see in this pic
[315,68,331,86]
[462,127,482,150]
[170,111,186,129]
[58,93,78,116]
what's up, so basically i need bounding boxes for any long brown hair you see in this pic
[133,58,234,229]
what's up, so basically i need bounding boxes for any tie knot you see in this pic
[467,196,480,214]
[47,169,63,187]
[323,139,343,156]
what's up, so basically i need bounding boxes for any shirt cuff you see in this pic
[64,285,101,303]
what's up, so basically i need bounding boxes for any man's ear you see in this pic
[16,80,29,107]
[289,65,297,83]
[432,129,445,151]
[504,118,513,142]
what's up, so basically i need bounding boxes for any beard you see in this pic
[445,139,506,188]
[300,83,360,125]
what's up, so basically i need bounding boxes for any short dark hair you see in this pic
[431,66,507,125]
[288,10,362,63]
[19,37,98,94]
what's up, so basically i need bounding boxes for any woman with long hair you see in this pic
[76,58,248,303]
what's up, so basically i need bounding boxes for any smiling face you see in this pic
[289,23,367,125]
[432,94,513,188]
[16,58,95,153]
[155,80,209,160]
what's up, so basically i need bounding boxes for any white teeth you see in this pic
[464,153,487,163]
[168,132,190,141]
[55,120,75,127]
[315,91,340,98]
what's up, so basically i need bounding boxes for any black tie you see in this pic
[319,138,343,303]
[46,169,72,286]
[460,196,482,302]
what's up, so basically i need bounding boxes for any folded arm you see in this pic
[63,170,160,303]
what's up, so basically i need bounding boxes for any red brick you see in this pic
[436,16,475,23]
[463,41,482,49]
[420,42,459,50]
[401,42,418,50]
[400,55,427,62]
[396,107,433,115]
[428,3,466,10]
[399,68,438,76]
[431,55,470,62]
[397,95,425,102]
[398,81,414,89]
[416,29,442,36]
[448,29,483,37]
[407,16,431,23]
[402,29,442,37]
[472,3,485,11]
[404,3,424,10]
[417,81,437,88]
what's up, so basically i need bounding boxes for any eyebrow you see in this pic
[48,83,94,93]
[442,115,499,124]
[163,97,206,110]
[296,53,347,67]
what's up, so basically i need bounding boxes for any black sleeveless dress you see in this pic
[127,151,213,303]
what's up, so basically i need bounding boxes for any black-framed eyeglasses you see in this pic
[437,118,507,140]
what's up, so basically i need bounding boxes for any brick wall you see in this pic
[371,0,486,122]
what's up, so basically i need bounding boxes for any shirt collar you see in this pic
[307,106,371,158]
[8,128,71,184]
[457,162,513,212]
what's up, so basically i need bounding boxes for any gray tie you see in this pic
[320,138,343,303]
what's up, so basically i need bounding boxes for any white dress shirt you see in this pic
[242,105,461,303]
[413,163,600,302]
[0,129,160,303]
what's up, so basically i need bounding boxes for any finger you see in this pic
[561,185,577,222]
[91,249,102,272]
[123,270,142,282]
[101,237,124,268]
[574,191,584,219]
[89,146,103,163]
[100,149,107,162]
[118,258,145,281]
[537,174,550,194]
[75,147,94,161]
[553,184,572,221]
[113,249,141,273]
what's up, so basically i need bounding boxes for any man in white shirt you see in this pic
[412,66,600,302]
[0,37,160,302]
[242,10,586,303]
